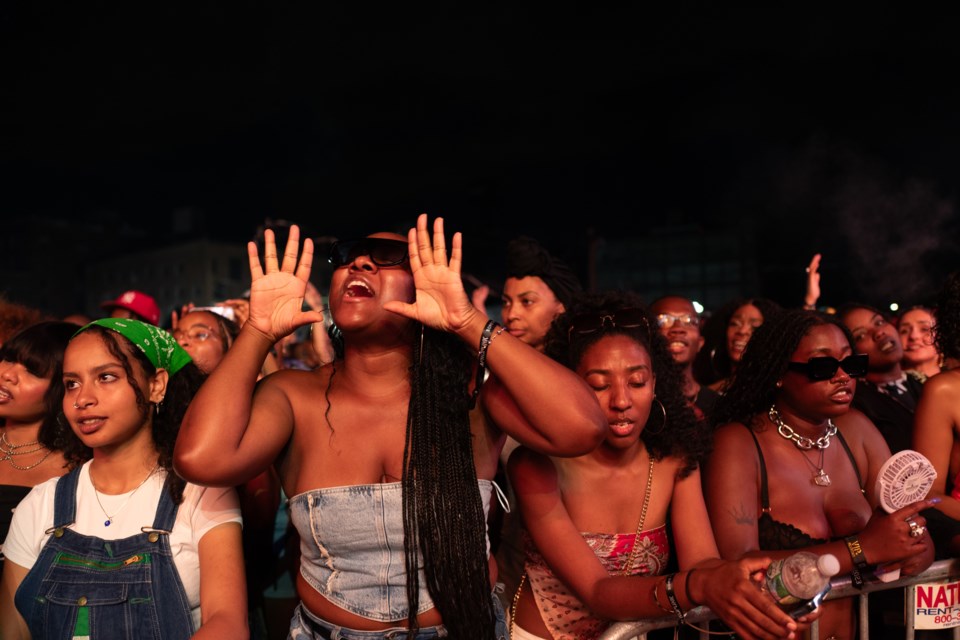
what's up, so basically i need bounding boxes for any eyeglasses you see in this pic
[328,238,409,268]
[569,308,650,338]
[172,327,220,344]
[655,313,699,329]
[787,354,869,381]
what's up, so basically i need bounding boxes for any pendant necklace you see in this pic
[91,464,160,527]
[769,405,836,487]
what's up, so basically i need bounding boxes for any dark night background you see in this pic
[4,4,960,313]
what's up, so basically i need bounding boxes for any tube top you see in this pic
[287,479,500,622]
[523,524,670,640]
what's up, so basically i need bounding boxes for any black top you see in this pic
[745,426,863,551]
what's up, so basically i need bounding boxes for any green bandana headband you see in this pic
[78,318,193,375]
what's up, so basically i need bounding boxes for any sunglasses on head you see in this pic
[569,308,650,338]
[787,353,869,381]
[328,238,409,268]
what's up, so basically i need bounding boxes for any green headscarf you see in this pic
[78,318,192,375]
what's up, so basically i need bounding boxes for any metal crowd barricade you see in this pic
[597,558,960,640]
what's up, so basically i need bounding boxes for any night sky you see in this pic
[4,5,960,308]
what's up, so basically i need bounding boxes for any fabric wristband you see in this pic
[845,535,868,588]
[664,573,685,623]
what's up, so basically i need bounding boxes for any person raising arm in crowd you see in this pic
[173,215,606,639]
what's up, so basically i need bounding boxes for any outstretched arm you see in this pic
[175,225,326,486]
[383,214,605,456]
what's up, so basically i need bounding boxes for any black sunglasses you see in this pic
[787,354,869,381]
[569,308,650,339]
[328,238,409,268]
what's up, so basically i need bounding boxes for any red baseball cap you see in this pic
[100,290,161,326]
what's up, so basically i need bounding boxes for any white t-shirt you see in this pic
[4,461,242,629]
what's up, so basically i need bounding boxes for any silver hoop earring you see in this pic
[645,397,668,435]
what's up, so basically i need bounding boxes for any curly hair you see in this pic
[693,297,784,386]
[39,325,206,504]
[401,325,496,639]
[935,271,960,360]
[543,291,708,473]
[711,310,855,429]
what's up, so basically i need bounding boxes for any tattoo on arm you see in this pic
[728,501,755,526]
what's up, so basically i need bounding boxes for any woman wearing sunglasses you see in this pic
[174,215,607,639]
[705,309,936,640]
[508,292,803,640]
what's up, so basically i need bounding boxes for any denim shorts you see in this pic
[287,591,509,640]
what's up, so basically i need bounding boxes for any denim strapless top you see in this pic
[288,479,502,622]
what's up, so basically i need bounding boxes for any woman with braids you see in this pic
[507,291,803,640]
[705,309,937,640]
[914,271,960,552]
[0,319,247,639]
[173,214,606,639]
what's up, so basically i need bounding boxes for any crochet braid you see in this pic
[402,325,496,639]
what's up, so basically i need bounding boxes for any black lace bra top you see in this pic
[745,426,864,551]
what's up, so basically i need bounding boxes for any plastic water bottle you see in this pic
[764,551,840,618]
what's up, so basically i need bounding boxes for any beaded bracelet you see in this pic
[663,573,685,623]
[845,535,868,588]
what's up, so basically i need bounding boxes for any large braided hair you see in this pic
[402,325,496,638]
[935,271,960,363]
[543,290,708,472]
[711,310,856,430]
[40,325,206,504]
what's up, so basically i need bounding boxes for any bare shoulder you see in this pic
[507,446,558,491]
[712,420,754,449]
[923,369,960,399]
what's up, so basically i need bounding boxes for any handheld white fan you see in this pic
[875,449,938,513]
[872,449,937,582]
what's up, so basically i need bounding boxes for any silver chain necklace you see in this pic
[768,405,837,450]
[768,405,836,486]
[0,431,53,470]
[91,464,160,527]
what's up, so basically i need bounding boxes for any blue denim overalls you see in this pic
[14,467,195,639]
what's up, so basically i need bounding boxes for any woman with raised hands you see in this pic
[173,214,606,639]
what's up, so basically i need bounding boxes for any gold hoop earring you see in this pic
[645,397,668,435]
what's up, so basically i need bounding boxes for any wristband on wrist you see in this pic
[664,573,685,623]
[845,535,868,588]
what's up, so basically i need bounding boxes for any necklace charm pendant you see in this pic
[104,519,112,527]
[813,470,831,487]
